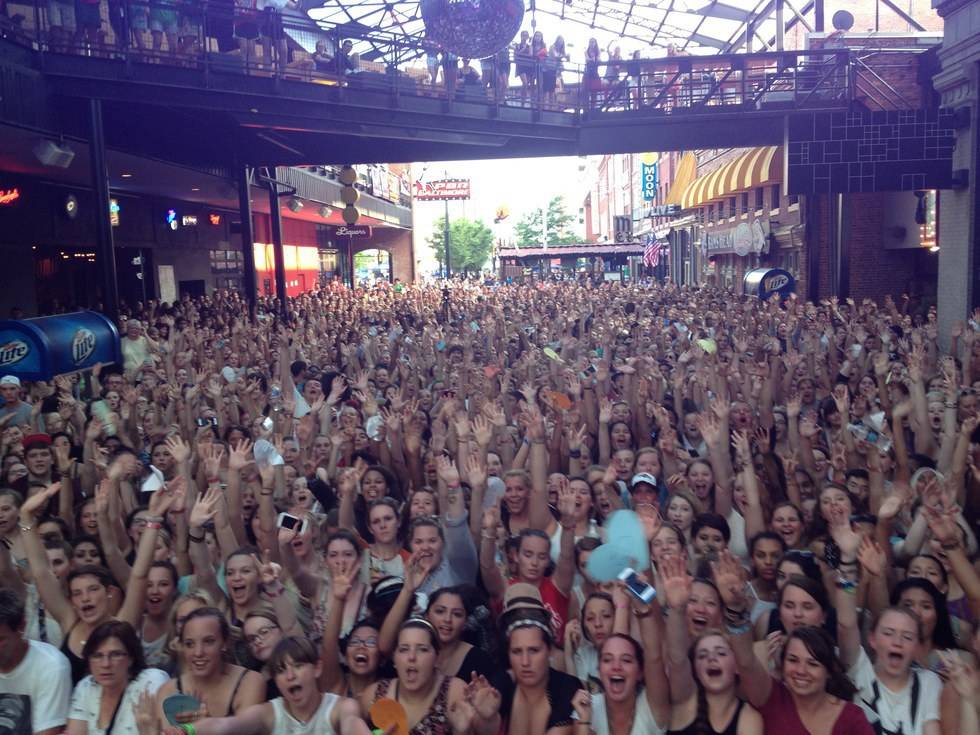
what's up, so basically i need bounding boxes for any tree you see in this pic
[426,216,494,275]
[513,195,580,248]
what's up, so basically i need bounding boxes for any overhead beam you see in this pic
[878,0,927,31]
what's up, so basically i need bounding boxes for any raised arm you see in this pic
[551,481,577,597]
[377,552,431,657]
[713,549,772,708]
[18,483,74,628]
[659,554,696,708]
[479,506,506,599]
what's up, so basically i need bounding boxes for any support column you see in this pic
[237,166,257,319]
[775,0,785,50]
[933,0,980,349]
[267,181,288,318]
[89,99,119,320]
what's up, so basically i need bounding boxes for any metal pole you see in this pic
[237,165,257,320]
[443,198,452,278]
[89,99,119,320]
[775,0,785,51]
[267,180,288,319]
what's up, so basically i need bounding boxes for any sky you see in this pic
[410,155,592,275]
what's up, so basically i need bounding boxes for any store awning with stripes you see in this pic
[679,146,782,210]
[663,152,697,207]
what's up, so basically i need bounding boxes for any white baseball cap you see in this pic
[0,375,20,387]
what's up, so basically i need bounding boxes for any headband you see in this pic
[505,618,551,638]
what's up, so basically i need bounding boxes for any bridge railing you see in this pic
[0,0,860,115]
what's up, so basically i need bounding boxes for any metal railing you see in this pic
[0,0,914,117]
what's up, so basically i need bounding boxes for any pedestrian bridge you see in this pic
[0,1,929,166]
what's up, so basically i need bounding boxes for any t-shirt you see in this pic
[0,640,72,734]
[849,649,941,735]
[0,400,32,428]
[759,679,874,735]
[68,668,168,735]
[271,692,339,735]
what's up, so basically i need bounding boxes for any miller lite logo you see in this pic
[72,328,96,365]
[763,274,790,292]
[0,340,29,367]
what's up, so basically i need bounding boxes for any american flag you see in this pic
[643,236,665,268]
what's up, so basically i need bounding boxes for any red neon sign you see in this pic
[209,213,221,225]
[0,188,21,205]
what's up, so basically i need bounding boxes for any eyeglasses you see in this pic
[90,650,129,663]
[245,625,279,646]
[349,636,378,648]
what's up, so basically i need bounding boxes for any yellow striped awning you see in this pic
[679,146,782,210]
[663,152,697,207]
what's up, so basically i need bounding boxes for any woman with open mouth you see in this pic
[19,479,172,684]
[379,551,497,683]
[658,554,762,735]
[715,549,874,735]
[582,571,670,735]
[563,588,629,689]
[361,619,500,735]
[154,607,265,727]
[835,527,943,735]
[319,560,383,699]
[152,636,370,735]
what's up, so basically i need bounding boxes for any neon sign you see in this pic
[209,213,221,225]
[0,188,21,205]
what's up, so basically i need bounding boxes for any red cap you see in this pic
[22,433,52,450]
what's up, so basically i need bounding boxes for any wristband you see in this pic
[941,539,962,551]
[144,515,164,524]
[145,522,163,530]
[180,725,196,735]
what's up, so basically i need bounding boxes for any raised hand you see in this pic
[228,438,254,472]
[189,486,222,529]
[463,449,486,488]
[659,553,691,609]
[20,482,61,522]
[436,455,461,487]
[856,536,886,577]
[711,549,748,611]
[165,435,192,464]
[330,560,357,601]
[466,673,502,720]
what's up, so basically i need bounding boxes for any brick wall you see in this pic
[807,192,938,302]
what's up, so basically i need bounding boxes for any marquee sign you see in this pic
[414,178,471,201]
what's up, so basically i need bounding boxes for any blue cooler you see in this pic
[0,311,121,380]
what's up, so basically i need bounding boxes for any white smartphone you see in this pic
[618,567,656,604]
[276,512,306,535]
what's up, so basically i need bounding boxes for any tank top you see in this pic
[669,699,743,735]
[271,692,339,735]
[61,621,89,684]
[592,689,665,735]
[374,676,451,735]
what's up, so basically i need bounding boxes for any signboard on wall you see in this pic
[414,178,471,201]
[641,162,659,201]
[331,225,373,239]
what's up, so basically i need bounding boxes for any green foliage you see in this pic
[513,195,579,248]
[426,216,494,274]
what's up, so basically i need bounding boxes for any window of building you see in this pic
[770,184,781,210]
[210,249,243,272]
[729,197,737,218]
[755,187,764,211]
[788,192,799,207]
[741,192,749,215]
[707,205,714,224]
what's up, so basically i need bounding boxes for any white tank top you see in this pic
[271,692,340,735]
[591,689,665,735]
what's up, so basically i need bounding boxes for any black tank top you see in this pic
[61,622,88,684]
[669,699,744,735]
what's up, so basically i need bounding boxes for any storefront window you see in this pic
[210,249,243,272]
[770,184,781,210]
[919,190,937,250]
[755,188,764,211]
[729,197,737,218]
[741,192,749,215]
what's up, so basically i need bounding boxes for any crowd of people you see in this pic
[1,278,980,735]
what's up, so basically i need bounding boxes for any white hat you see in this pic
[0,375,20,387]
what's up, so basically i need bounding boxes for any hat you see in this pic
[22,433,52,451]
[631,473,658,490]
[0,375,20,387]
[502,583,546,614]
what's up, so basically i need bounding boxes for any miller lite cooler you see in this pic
[0,311,121,380]
[743,267,796,301]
